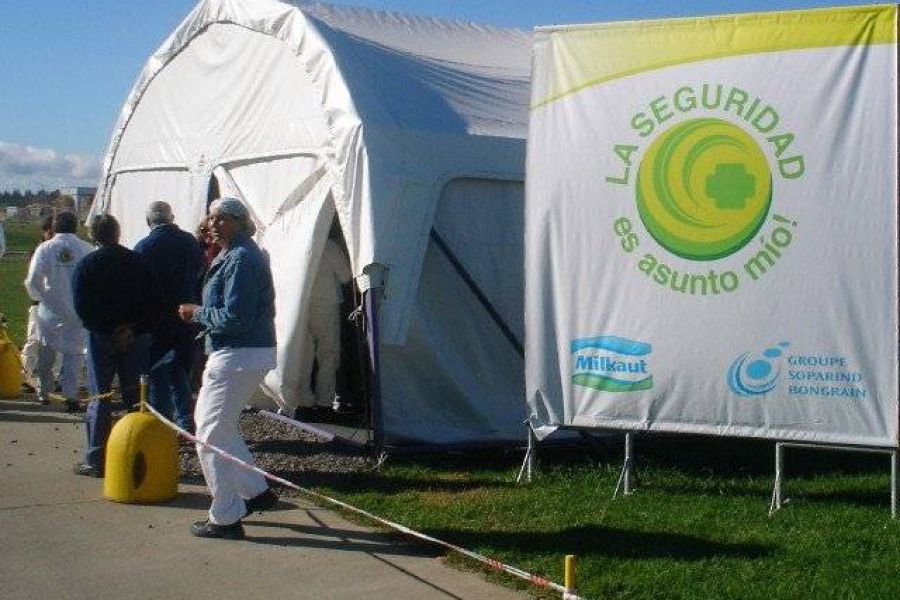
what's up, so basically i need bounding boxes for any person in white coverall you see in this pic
[24,212,94,411]
[21,216,59,391]
[298,236,351,415]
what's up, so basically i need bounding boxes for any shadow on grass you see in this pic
[782,488,893,509]
[272,468,513,495]
[426,524,776,561]
[537,433,890,480]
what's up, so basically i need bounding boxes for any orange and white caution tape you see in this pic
[143,402,588,600]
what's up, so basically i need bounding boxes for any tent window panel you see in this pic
[108,170,192,248]
[432,178,524,342]
[224,155,321,224]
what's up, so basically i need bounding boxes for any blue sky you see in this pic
[0,0,876,191]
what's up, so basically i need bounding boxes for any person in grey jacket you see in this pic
[178,197,277,539]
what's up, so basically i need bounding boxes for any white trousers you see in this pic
[21,305,60,381]
[195,360,269,525]
[36,345,80,402]
[298,301,341,408]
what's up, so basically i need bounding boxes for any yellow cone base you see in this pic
[104,412,179,503]
[0,330,23,399]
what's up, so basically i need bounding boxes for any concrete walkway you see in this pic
[0,399,526,600]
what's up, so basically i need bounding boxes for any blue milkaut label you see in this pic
[571,336,653,392]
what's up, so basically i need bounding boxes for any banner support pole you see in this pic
[770,442,785,515]
[892,449,898,519]
[516,423,537,484]
[614,432,635,498]
[771,442,898,517]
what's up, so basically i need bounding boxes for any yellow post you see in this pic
[139,374,148,412]
[564,554,577,593]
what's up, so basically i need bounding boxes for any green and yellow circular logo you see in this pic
[636,118,772,261]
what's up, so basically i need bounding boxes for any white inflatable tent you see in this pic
[92,0,531,446]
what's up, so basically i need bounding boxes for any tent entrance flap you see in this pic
[259,172,335,409]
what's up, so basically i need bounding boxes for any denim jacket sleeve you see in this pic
[194,249,259,337]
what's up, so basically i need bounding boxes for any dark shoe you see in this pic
[190,519,244,540]
[73,463,103,478]
[64,398,83,414]
[244,488,278,517]
[37,395,50,406]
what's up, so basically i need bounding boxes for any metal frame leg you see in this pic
[769,442,785,516]
[613,432,635,498]
[517,424,537,484]
[892,449,898,520]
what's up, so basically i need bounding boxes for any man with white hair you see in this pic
[134,200,204,432]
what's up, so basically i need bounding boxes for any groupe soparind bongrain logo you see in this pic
[727,341,868,400]
[607,83,805,295]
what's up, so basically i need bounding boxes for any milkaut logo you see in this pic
[728,342,790,396]
[571,336,652,392]
[607,83,804,296]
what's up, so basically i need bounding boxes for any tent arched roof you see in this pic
[94,0,531,343]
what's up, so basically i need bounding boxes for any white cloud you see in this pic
[0,141,102,192]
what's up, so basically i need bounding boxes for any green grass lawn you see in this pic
[306,439,900,599]
[1,220,41,348]
[2,221,898,599]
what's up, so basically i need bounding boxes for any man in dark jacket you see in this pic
[134,200,204,433]
[72,214,161,477]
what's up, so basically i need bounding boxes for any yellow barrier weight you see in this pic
[0,327,23,399]
[104,412,179,503]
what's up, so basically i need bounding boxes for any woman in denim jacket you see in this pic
[178,197,278,539]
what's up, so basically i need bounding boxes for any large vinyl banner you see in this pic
[525,5,899,447]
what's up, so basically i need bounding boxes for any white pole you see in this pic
[516,424,536,484]
[891,449,898,520]
[527,425,536,482]
[614,432,635,498]
[769,442,784,516]
[624,432,634,495]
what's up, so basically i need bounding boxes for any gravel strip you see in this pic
[179,412,377,491]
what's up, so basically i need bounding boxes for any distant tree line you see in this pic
[0,189,64,207]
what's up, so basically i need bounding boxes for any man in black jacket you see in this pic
[134,200,204,433]
[72,214,162,477]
